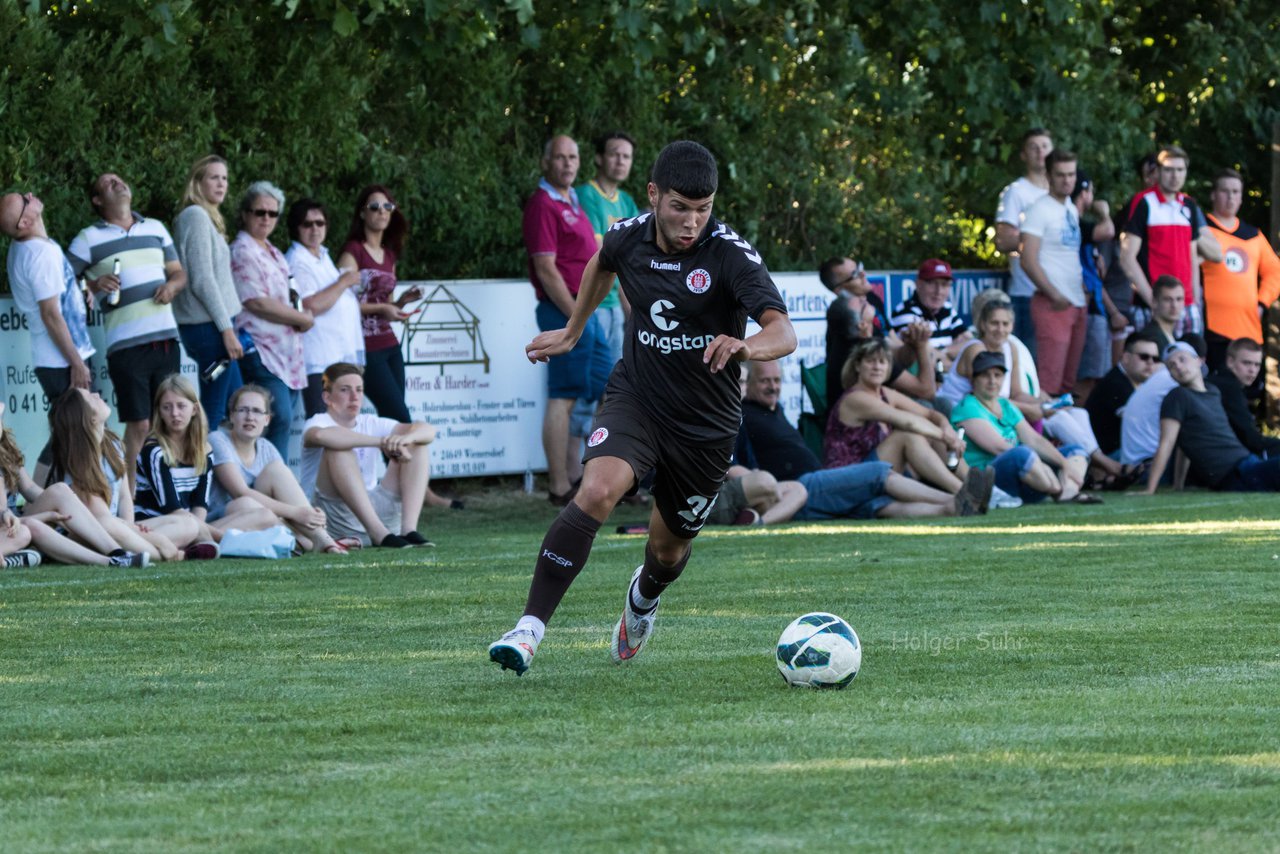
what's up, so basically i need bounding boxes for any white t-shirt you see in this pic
[285,242,365,374]
[995,177,1049,298]
[6,237,96,368]
[1020,195,1085,307]
[300,411,399,498]
[1119,367,1177,465]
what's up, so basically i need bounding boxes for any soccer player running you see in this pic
[489,141,796,675]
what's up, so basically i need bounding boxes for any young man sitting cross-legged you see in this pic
[300,362,436,548]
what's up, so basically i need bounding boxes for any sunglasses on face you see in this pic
[365,202,397,212]
[301,219,326,228]
[250,208,280,219]
[1132,353,1160,363]
[835,262,866,289]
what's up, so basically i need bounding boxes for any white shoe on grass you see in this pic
[610,567,658,664]
[489,627,540,675]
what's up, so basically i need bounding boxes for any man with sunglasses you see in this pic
[67,173,187,486]
[818,256,888,412]
[1084,328,1163,456]
[1,191,96,400]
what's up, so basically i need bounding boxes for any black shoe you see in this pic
[378,533,413,549]
[402,531,436,548]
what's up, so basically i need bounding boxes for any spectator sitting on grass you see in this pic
[1084,329,1163,457]
[826,338,968,495]
[950,351,1097,505]
[705,466,808,527]
[1120,333,1206,468]
[1144,341,1280,493]
[209,385,351,555]
[1205,338,1280,457]
[739,360,991,519]
[300,362,436,549]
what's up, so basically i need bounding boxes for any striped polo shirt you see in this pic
[67,213,180,355]
[1124,188,1207,306]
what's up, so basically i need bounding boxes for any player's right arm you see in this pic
[526,252,614,363]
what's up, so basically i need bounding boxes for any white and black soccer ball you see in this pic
[776,612,861,689]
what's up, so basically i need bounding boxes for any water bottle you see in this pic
[108,258,122,305]
[947,426,965,471]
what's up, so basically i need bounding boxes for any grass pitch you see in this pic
[2,488,1279,851]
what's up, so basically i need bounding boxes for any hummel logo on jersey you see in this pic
[650,299,679,332]
[542,550,574,568]
[711,223,762,264]
[651,259,681,271]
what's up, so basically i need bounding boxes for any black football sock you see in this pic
[522,502,601,623]
[632,542,691,612]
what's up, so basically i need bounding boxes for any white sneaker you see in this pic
[989,485,1023,509]
[489,627,540,676]
[4,549,42,569]
[610,567,659,664]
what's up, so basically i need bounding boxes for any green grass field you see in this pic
[3,488,1279,852]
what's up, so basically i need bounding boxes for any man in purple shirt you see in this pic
[522,134,612,504]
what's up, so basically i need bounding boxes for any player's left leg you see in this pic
[610,508,693,664]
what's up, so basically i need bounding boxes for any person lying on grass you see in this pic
[210,384,350,554]
[135,374,277,560]
[300,362,436,549]
[0,401,149,567]
[950,350,1098,505]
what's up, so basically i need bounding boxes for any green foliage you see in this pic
[2,0,1277,283]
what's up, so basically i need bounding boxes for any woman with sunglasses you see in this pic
[285,199,363,417]
[174,155,244,429]
[229,181,313,459]
[337,185,422,424]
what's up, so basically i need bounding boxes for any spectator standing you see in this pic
[576,130,640,363]
[522,134,612,504]
[1206,338,1280,456]
[1200,168,1280,372]
[285,199,364,417]
[68,172,187,487]
[230,181,312,460]
[890,258,971,365]
[0,191,96,398]
[173,155,244,429]
[1084,330,1163,457]
[1117,145,1223,335]
[994,127,1054,359]
[1070,171,1119,402]
[336,185,422,424]
[1020,149,1088,396]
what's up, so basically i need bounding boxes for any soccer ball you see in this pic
[776,612,861,689]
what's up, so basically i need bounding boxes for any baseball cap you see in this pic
[972,350,1007,376]
[1071,170,1093,200]
[916,259,952,281]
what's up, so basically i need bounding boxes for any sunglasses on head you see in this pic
[365,202,396,212]
[250,208,280,219]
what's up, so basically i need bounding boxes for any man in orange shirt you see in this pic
[1201,168,1280,372]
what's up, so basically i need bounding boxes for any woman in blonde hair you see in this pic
[46,389,184,562]
[173,154,244,429]
[136,375,275,559]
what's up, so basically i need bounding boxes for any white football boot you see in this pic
[610,567,659,664]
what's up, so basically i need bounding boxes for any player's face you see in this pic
[324,373,365,418]
[916,277,951,313]
[1227,349,1262,386]
[1166,350,1200,386]
[745,363,782,410]
[1021,134,1052,171]
[648,187,714,254]
[1158,156,1187,195]
[599,138,633,184]
[980,308,1013,346]
[1211,177,1243,219]
[1155,287,1185,324]
[1049,160,1077,199]
[973,367,1006,401]
[230,392,271,439]
[1121,342,1161,382]
[542,136,580,193]
[157,391,194,436]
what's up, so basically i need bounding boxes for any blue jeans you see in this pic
[794,461,893,520]
[990,442,1088,504]
[571,305,626,436]
[178,322,242,429]
[535,301,611,401]
[238,348,299,461]
[1222,453,1280,492]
